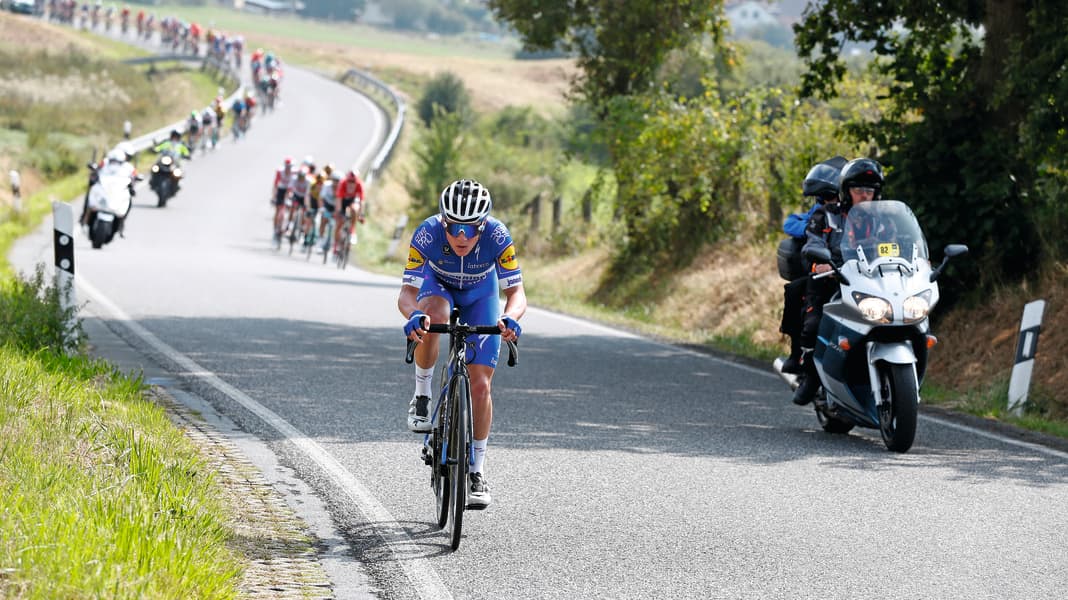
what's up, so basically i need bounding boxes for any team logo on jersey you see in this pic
[498,243,518,270]
[413,228,432,249]
[491,223,509,245]
[406,246,425,269]
[442,244,452,255]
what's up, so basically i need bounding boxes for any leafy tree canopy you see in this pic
[794,1,1068,292]
[487,0,728,112]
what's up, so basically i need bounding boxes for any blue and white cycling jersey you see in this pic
[403,215,522,304]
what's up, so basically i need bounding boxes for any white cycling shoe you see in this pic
[407,395,431,433]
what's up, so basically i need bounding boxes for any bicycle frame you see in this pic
[404,307,518,550]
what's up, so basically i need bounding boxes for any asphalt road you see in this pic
[10,59,1068,599]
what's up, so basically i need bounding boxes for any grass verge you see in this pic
[0,270,242,597]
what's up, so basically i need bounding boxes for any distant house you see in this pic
[233,0,301,16]
[725,1,779,31]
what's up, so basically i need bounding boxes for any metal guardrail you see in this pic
[115,54,241,157]
[338,68,405,188]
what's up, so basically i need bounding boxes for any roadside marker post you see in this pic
[1007,300,1045,416]
[386,214,408,259]
[8,169,20,213]
[52,201,76,328]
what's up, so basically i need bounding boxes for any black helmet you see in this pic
[169,129,181,140]
[802,163,840,202]
[838,158,884,209]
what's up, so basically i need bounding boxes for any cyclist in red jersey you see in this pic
[333,169,365,255]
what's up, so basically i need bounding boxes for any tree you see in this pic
[487,0,727,114]
[793,1,1068,292]
[406,108,464,222]
[416,71,471,127]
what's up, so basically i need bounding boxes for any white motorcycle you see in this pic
[85,152,136,249]
[773,200,968,452]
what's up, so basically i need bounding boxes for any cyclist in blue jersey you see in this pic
[399,179,526,508]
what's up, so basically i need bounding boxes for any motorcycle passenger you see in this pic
[399,179,526,508]
[779,160,842,374]
[792,158,885,406]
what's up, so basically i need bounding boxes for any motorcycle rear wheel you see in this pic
[878,364,918,453]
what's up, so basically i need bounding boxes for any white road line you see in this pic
[920,413,1068,460]
[77,276,452,600]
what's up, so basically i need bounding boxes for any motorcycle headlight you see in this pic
[852,292,892,324]
[161,156,172,166]
[903,291,932,323]
[172,168,183,178]
[151,165,159,173]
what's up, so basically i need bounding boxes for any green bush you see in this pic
[416,71,471,127]
[0,264,84,355]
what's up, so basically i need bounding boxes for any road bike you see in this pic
[404,308,518,550]
[334,212,357,270]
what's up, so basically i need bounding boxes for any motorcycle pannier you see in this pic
[777,237,805,281]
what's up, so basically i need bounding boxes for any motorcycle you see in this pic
[149,151,183,207]
[773,200,968,452]
[84,158,135,249]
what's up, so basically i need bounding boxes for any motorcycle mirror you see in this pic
[930,244,968,282]
[944,244,969,258]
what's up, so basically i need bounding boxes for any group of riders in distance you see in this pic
[271,156,366,262]
[45,0,245,68]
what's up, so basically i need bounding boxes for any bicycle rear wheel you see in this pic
[432,404,449,529]
[447,374,470,550]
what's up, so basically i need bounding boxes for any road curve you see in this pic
[10,59,1068,600]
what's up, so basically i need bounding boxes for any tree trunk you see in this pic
[979,0,1028,132]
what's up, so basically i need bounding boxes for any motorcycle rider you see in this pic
[153,129,190,159]
[792,158,885,406]
[82,148,136,232]
[152,129,190,194]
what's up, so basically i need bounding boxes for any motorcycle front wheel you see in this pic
[878,364,919,453]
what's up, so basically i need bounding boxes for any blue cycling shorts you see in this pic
[417,273,501,369]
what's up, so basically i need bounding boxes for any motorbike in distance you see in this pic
[149,151,183,207]
[773,200,968,453]
[84,152,137,249]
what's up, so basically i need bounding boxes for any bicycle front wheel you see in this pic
[446,374,470,550]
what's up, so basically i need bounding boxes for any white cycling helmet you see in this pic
[439,179,492,224]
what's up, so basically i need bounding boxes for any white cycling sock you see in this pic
[472,438,488,475]
[415,366,433,397]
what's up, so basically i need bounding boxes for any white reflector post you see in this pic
[386,214,408,259]
[52,201,76,321]
[1007,300,1045,416]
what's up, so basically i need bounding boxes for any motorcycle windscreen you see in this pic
[839,200,928,265]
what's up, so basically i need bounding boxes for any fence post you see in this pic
[551,196,561,233]
[52,201,76,331]
[529,193,541,232]
[1007,299,1045,416]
